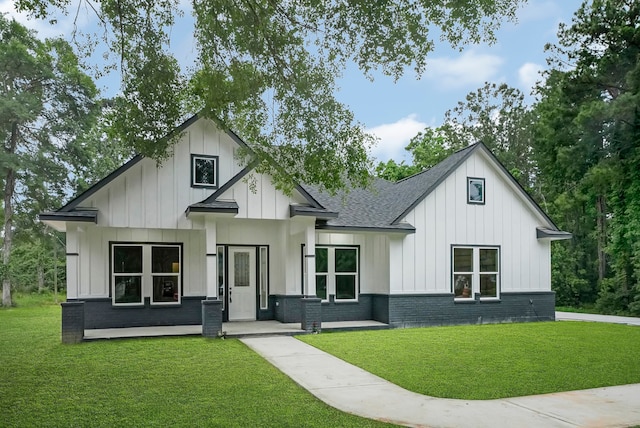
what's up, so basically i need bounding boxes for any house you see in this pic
[39,115,571,343]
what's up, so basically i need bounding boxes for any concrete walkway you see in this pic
[241,336,640,428]
[556,311,640,326]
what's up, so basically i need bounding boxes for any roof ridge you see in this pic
[394,143,477,185]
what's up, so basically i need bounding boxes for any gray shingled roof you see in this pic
[301,144,478,232]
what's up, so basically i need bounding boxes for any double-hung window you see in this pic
[314,246,358,301]
[452,246,499,300]
[112,244,182,306]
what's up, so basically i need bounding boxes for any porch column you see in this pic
[301,221,321,331]
[65,225,80,299]
[202,217,222,338]
[61,301,84,344]
[304,222,316,297]
[205,218,218,298]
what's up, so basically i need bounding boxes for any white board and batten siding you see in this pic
[77,118,240,229]
[74,226,206,298]
[316,232,390,295]
[391,150,551,294]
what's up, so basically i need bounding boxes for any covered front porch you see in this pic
[82,320,389,341]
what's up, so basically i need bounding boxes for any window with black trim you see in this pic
[191,154,218,188]
[467,177,485,204]
[111,243,182,306]
[314,246,358,301]
[452,246,499,300]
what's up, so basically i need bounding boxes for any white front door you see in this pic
[228,247,256,321]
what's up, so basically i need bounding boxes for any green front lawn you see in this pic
[0,296,391,428]
[299,322,640,400]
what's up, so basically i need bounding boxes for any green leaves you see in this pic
[16,0,524,193]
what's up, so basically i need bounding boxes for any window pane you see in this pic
[217,246,225,310]
[153,276,178,302]
[113,246,142,273]
[194,158,215,185]
[335,248,357,272]
[453,248,473,272]
[453,274,472,298]
[315,247,328,273]
[234,252,250,287]
[316,275,327,300]
[114,276,142,304]
[152,246,180,273]
[480,274,498,297]
[260,247,268,309]
[336,275,356,299]
[480,249,498,272]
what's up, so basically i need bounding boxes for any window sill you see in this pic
[334,299,359,304]
[150,302,182,308]
[454,298,477,304]
[112,304,145,308]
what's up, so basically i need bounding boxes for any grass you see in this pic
[0,294,392,428]
[298,322,640,400]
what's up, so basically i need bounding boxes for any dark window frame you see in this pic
[109,241,184,307]
[451,244,500,300]
[467,177,486,205]
[191,154,219,189]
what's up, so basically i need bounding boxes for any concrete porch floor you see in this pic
[83,320,388,341]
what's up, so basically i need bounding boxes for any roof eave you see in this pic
[315,224,415,234]
[289,205,339,220]
[536,227,573,241]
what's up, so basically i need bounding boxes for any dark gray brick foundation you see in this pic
[82,296,205,329]
[376,291,555,328]
[202,299,223,338]
[61,301,85,344]
[300,297,322,331]
[273,295,303,323]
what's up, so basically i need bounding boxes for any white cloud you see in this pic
[367,114,427,163]
[426,50,504,88]
[516,0,563,24]
[518,62,544,94]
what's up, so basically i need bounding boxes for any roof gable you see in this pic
[305,142,563,233]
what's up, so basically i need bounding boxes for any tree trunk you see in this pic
[37,263,44,293]
[2,124,18,307]
[596,194,607,282]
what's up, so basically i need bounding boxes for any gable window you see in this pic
[314,246,359,301]
[452,246,499,300]
[467,177,485,204]
[191,154,218,188]
[111,243,182,306]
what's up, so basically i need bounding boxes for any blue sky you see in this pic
[2,0,584,163]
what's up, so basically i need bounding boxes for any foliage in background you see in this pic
[0,17,135,303]
[0,16,97,306]
[14,0,525,195]
[533,0,640,313]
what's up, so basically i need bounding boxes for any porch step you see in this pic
[83,320,390,340]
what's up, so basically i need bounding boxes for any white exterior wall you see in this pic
[392,150,552,294]
[316,232,390,294]
[76,225,206,298]
[80,118,306,229]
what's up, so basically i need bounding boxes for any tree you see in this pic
[442,82,536,189]
[532,0,640,312]
[375,126,457,181]
[14,0,525,194]
[377,83,535,187]
[0,16,97,306]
